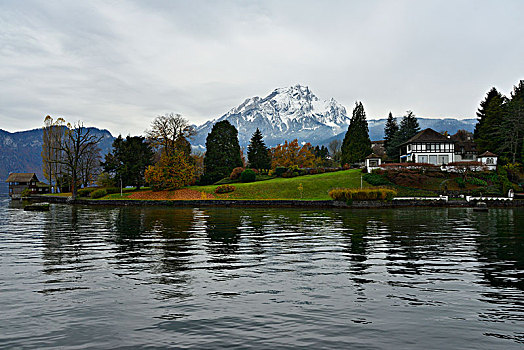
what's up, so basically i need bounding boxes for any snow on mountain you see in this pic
[192,85,350,148]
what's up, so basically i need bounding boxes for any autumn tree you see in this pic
[145,149,195,191]
[341,102,372,164]
[247,128,271,169]
[42,115,66,192]
[270,139,316,168]
[202,120,243,184]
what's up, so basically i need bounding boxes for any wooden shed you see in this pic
[5,173,49,198]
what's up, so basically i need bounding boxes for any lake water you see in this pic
[1,195,523,349]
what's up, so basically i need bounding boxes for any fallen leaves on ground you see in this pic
[127,189,215,200]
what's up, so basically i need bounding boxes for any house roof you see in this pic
[366,153,381,159]
[401,128,450,145]
[479,151,497,157]
[5,173,38,183]
[36,182,49,188]
[450,131,476,154]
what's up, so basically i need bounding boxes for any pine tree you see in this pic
[383,112,399,159]
[341,102,372,164]
[500,80,524,163]
[474,87,507,154]
[202,120,243,184]
[385,111,420,161]
[247,128,271,170]
[398,111,420,141]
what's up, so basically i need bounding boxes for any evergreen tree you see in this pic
[202,121,243,184]
[501,80,524,163]
[386,111,420,161]
[474,87,507,154]
[341,102,372,164]
[247,128,271,169]
[103,135,154,189]
[383,112,399,159]
[398,111,420,141]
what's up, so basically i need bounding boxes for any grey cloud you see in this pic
[0,0,523,136]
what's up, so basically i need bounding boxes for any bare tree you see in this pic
[328,139,342,163]
[79,143,102,188]
[42,116,66,193]
[54,122,103,199]
[146,113,195,156]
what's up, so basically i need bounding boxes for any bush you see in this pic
[105,187,120,194]
[466,177,488,187]
[275,166,288,177]
[240,169,256,183]
[328,188,397,202]
[215,184,235,194]
[282,170,298,178]
[363,173,392,186]
[455,178,466,188]
[77,187,97,197]
[91,189,108,199]
[230,167,245,180]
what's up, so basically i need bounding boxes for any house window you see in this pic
[486,158,494,164]
[421,144,426,151]
[418,155,428,163]
[438,155,449,164]
[408,145,411,152]
[429,155,438,164]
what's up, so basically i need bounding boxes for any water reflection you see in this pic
[2,202,523,349]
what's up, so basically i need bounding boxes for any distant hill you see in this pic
[0,127,114,183]
[322,117,477,145]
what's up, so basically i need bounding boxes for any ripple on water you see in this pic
[0,204,523,349]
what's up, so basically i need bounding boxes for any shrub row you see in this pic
[215,184,235,194]
[91,189,107,199]
[363,173,392,186]
[77,187,97,197]
[329,188,397,202]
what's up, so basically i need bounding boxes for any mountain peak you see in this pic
[193,85,350,148]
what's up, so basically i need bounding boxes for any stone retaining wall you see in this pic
[24,196,524,209]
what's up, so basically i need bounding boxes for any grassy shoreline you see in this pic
[46,169,369,201]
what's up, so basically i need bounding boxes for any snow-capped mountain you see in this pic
[192,85,350,148]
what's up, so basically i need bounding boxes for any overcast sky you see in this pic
[1,0,523,136]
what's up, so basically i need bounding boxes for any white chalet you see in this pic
[399,128,455,165]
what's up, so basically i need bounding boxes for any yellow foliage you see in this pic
[270,139,317,169]
[329,188,397,201]
[145,149,195,191]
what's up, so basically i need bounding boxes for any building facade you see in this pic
[400,128,455,165]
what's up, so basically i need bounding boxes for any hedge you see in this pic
[329,188,397,202]
[90,189,108,199]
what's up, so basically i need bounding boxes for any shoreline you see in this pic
[24,195,524,209]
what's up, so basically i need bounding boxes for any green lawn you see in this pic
[193,169,368,200]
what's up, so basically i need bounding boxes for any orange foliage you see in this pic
[145,149,195,191]
[270,139,317,169]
